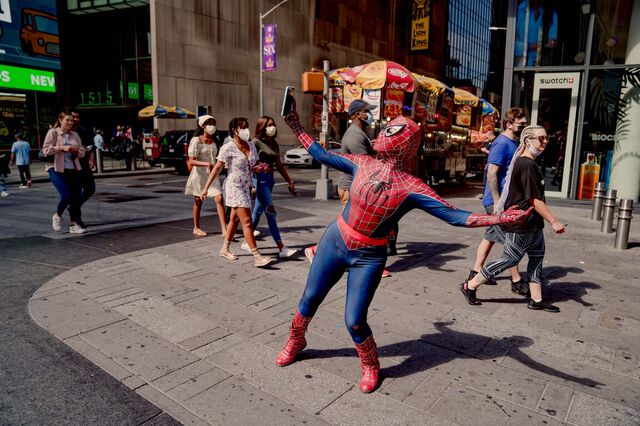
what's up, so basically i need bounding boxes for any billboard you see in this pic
[0,0,60,70]
[410,0,430,52]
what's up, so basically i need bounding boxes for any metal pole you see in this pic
[591,181,606,220]
[614,199,633,249]
[258,0,289,118]
[500,0,517,119]
[96,148,104,174]
[259,14,263,117]
[601,189,617,233]
[315,59,333,200]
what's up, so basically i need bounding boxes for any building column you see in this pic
[610,1,640,202]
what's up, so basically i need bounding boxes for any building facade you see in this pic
[501,0,640,202]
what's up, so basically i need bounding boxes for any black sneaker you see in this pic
[511,279,530,298]
[459,282,481,305]
[467,270,497,285]
[528,299,560,313]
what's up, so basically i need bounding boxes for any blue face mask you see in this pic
[362,111,374,126]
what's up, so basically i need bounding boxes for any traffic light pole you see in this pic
[315,59,333,200]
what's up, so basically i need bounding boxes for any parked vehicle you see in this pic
[283,140,341,167]
[157,130,228,174]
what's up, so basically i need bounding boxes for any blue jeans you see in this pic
[49,169,81,221]
[0,174,6,192]
[251,172,282,244]
[298,221,387,343]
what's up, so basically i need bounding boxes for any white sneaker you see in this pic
[69,223,86,234]
[19,185,28,189]
[278,247,298,258]
[240,241,252,252]
[1,191,9,197]
[52,214,62,231]
[253,229,261,237]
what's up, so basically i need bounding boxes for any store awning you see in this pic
[338,60,415,92]
[329,68,349,86]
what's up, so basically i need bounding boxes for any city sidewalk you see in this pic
[29,194,640,425]
[3,157,168,186]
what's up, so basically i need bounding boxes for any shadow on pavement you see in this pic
[301,321,604,390]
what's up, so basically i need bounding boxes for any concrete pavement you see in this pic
[29,193,640,425]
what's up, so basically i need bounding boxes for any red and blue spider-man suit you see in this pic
[276,100,529,393]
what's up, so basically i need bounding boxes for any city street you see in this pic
[2,168,639,424]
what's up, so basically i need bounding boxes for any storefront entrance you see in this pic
[530,72,580,198]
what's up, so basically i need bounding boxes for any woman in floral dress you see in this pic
[185,115,226,236]
[201,117,272,267]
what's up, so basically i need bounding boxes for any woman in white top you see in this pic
[185,115,226,236]
[201,117,272,267]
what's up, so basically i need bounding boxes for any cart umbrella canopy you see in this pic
[138,104,196,119]
[412,73,450,96]
[338,60,415,92]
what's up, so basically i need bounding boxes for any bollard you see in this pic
[591,182,606,221]
[601,189,617,233]
[614,199,634,250]
[96,149,104,174]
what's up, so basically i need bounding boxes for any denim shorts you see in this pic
[483,204,506,243]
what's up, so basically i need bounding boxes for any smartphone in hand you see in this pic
[281,86,295,117]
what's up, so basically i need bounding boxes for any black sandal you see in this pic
[459,281,481,305]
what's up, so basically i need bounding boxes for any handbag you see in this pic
[247,157,257,200]
[38,150,55,163]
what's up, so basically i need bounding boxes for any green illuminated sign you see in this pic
[0,65,56,93]
[143,84,153,101]
[128,82,139,100]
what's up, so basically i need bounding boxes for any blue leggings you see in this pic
[298,221,387,343]
[251,172,282,243]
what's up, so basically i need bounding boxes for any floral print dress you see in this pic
[217,141,258,208]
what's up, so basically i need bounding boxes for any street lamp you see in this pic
[259,0,289,117]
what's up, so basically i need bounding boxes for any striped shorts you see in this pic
[480,229,545,284]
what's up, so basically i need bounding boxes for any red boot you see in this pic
[276,310,312,366]
[355,336,380,393]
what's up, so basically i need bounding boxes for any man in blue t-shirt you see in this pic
[10,132,32,188]
[466,107,528,294]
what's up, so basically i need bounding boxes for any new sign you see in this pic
[0,64,56,92]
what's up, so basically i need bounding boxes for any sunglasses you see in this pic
[527,135,549,143]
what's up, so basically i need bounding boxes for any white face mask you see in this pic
[204,125,216,135]
[527,142,544,158]
[265,126,277,137]
[237,128,251,142]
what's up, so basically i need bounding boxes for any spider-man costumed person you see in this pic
[276,99,530,393]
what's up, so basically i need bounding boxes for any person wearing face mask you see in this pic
[245,116,298,258]
[465,107,529,296]
[201,117,273,268]
[185,115,227,237]
[460,125,565,312]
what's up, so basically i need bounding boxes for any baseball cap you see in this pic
[348,99,375,117]
[198,114,215,127]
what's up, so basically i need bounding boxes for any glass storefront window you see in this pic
[591,0,634,65]
[514,0,588,67]
[578,67,638,197]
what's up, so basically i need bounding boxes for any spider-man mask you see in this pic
[372,116,420,160]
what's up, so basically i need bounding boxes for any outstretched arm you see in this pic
[200,160,225,200]
[408,184,530,227]
[283,99,361,175]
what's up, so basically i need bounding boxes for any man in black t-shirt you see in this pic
[460,125,565,312]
